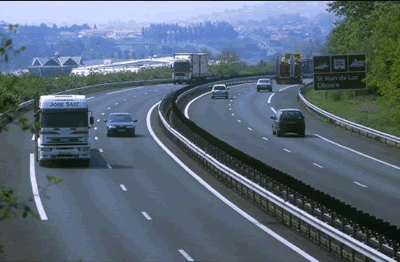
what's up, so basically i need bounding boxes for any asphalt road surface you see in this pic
[0,83,338,261]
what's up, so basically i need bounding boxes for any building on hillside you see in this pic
[28,53,83,77]
[58,31,77,39]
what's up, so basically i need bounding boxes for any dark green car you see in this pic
[271,109,305,137]
[105,113,138,137]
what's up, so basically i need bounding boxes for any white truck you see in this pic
[33,94,94,167]
[173,53,208,84]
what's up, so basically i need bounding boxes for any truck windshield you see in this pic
[174,61,190,71]
[41,112,88,128]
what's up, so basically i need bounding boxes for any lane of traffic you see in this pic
[187,81,400,226]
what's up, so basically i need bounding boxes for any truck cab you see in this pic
[34,95,94,167]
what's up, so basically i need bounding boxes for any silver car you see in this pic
[256,78,273,92]
[105,113,138,137]
[211,84,229,99]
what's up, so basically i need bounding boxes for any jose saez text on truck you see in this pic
[33,94,95,167]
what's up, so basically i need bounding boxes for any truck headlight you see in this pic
[79,147,90,151]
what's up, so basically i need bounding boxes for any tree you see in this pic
[218,51,241,64]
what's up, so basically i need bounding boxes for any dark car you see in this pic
[105,113,138,137]
[270,109,305,137]
[256,78,273,92]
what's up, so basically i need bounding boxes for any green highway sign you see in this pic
[313,54,366,91]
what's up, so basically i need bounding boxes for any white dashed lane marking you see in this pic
[107,107,111,110]
[354,181,367,188]
[313,163,323,168]
[247,127,252,131]
[99,148,103,153]
[107,164,112,169]
[94,127,97,130]
[97,119,100,122]
[120,184,127,191]
[101,113,105,115]
[283,149,291,153]
[232,113,234,116]
[141,211,152,220]
[95,136,98,140]
[237,120,241,123]
[178,249,194,261]
[262,137,268,141]
[115,102,118,105]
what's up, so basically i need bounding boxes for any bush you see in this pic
[329,90,343,101]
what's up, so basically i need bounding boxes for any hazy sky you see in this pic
[1,1,263,26]
[1,1,329,27]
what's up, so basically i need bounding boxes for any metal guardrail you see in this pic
[0,78,173,119]
[298,82,400,148]
[158,76,399,261]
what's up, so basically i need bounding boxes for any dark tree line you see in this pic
[141,21,238,43]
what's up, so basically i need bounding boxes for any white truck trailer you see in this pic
[173,53,208,84]
[33,94,94,167]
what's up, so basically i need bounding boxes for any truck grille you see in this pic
[51,138,80,143]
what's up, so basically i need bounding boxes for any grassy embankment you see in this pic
[303,85,400,137]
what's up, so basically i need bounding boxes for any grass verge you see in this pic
[303,84,400,137]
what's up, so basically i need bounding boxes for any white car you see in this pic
[211,84,229,99]
[256,78,273,92]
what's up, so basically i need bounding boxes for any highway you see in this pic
[186,80,400,228]
[0,83,338,261]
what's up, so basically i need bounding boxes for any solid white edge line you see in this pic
[267,93,275,104]
[86,96,95,100]
[354,181,368,188]
[141,211,152,220]
[313,163,323,168]
[271,107,276,113]
[120,184,127,191]
[314,134,400,171]
[29,154,48,220]
[31,134,35,141]
[146,102,319,262]
[107,164,112,169]
[106,86,138,95]
[279,84,299,92]
[178,249,194,262]
[184,91,212,119]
